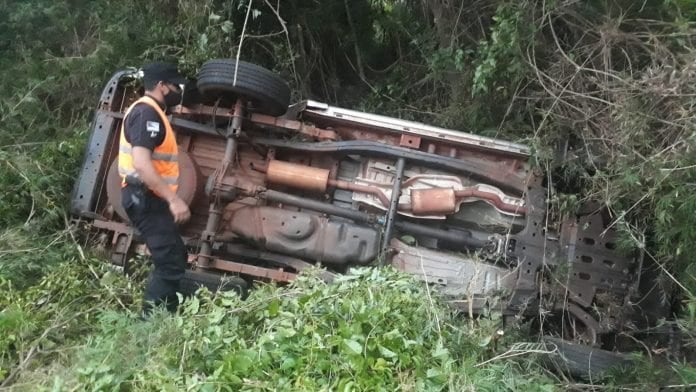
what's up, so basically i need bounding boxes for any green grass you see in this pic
[2,264,563,391]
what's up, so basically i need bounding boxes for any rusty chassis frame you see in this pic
[72,70,641,346]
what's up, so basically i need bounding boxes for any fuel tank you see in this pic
[227,206,379,265]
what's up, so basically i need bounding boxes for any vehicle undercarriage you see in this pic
[71,61,662,371]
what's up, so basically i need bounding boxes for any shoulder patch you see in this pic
[146,121,161,137]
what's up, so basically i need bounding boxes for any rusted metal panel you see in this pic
[205,258,297,282]
[223,244,337,283]
[400,134,421,149]
[173,104,339,140]
[250,113,338,140]
[558,212,638,308]
[228,206,379,265]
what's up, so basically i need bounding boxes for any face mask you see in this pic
[164,88,182,107]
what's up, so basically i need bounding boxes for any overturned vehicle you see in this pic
[72,60,662,369]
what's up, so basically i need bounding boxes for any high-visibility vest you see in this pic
[118,96,179,194]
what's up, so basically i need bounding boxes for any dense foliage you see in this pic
[1,0,696,389]
[2,267,562,390]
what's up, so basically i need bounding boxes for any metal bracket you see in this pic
[400,134,421,149]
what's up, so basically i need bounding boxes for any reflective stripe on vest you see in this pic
[118,145,178,162]
[118,96,179,194]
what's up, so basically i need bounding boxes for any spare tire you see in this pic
[197,59,290,116]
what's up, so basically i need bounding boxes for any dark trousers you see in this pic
[122,185,187,313]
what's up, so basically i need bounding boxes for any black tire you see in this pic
[181,79,205,107]
[542,337,634,380]
[197,59,290,116]
[180,270,249,299]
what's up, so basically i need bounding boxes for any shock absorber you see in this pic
[197,98,244,264]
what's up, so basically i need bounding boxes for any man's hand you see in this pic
[168,195,191,224]
[132,146,190,223]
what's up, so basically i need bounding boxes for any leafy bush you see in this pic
[7,267,558,391]
[0,255,139,385]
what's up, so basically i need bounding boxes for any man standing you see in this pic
[118,62,191,314]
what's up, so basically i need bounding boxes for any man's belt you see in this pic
[124,174,146,188]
